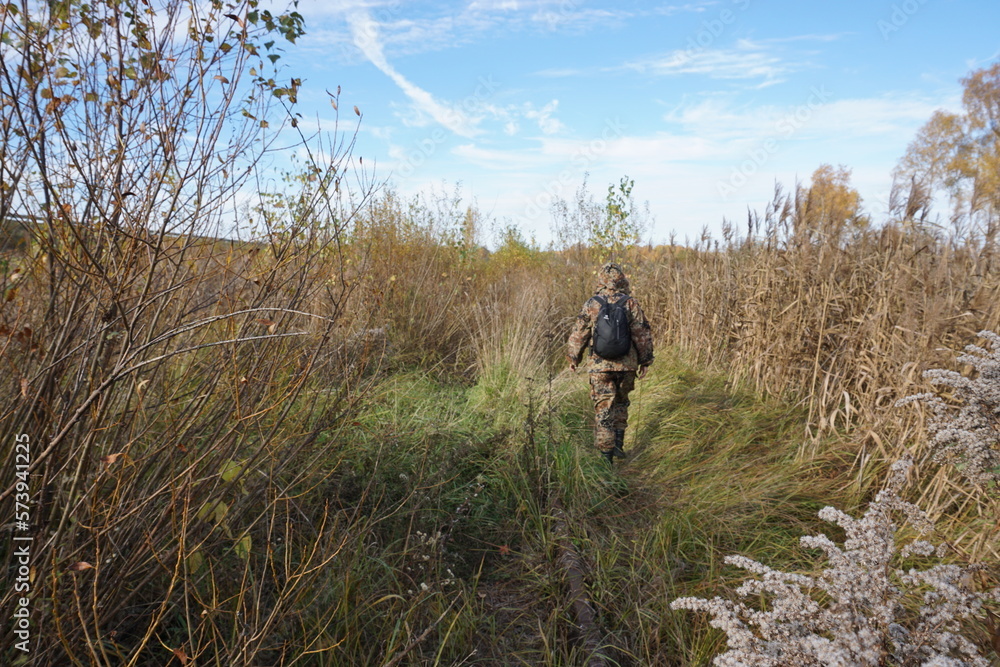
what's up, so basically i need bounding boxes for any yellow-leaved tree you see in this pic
[793,164,867,248]
[894,64,1000,238]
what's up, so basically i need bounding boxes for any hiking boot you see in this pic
[602,446,626,465]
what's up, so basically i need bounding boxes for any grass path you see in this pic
[311,354,859,664]
[410,355,855,665]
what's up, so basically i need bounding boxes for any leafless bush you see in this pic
[0,1,383,663]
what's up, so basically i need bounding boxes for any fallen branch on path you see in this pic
[551,496,609,667]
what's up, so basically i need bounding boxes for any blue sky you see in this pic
[275,0,1000,245]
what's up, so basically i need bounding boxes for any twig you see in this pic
[379,596,460,667]
[550,496,609,667]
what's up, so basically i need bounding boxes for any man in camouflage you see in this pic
[567,263,654,464]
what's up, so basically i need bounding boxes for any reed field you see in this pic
[3,179,1000,664]
[2,1,998,664]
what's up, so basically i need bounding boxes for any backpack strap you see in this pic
[593,294,630,310]
[610,294,631,314]
[612,294,633,328]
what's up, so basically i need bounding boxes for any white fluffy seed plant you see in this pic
[672,459,996,666]
[897,329,1000,490]
[672,331,1000,666]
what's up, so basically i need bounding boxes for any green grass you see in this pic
[276,353,855,665]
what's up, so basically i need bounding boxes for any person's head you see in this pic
[597,262,630,294]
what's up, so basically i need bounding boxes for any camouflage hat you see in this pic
[597,262,630,292]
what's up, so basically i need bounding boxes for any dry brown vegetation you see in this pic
[2,0,999,662]
[636,179,1000,561]
[9,173,1000,663]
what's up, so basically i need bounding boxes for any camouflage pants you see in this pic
[589,371,635,452]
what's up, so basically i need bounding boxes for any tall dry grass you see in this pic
[344,179,1000,564]
[624,186,1000,561]
[5,173,999,662]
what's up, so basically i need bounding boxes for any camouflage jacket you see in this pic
[567,289,654,373]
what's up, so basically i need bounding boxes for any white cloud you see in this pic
[280,1,973,245]
[466,0,523,11]
[964,50,1000,70]
[531,7,628,31]
[524,100,565,134]
[476,100,566,137]
[662,97,787,142]
[303,1,639,62]
[424,87,957,243]
[622,41,788,81]
[663,92,952,146]
[367,125,394,140]
[452,143,552,169]
[447,128,722,185]
[346,10,482,138]
[809,95,952,138]
[654,2,717,16]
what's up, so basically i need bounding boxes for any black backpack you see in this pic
[592,295,632,359]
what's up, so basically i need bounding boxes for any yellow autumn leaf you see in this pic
[235,535,251,560]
